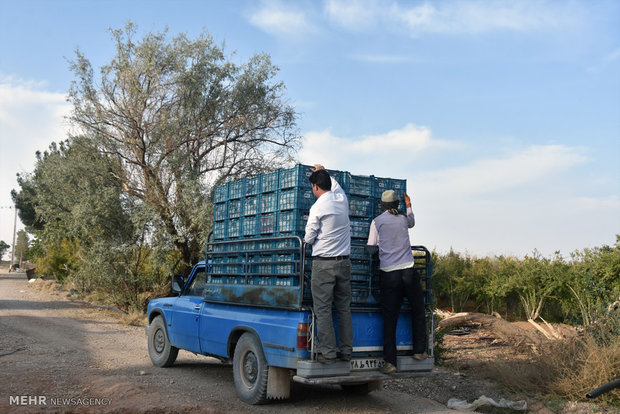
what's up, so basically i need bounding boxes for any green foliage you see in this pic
[0,240,10,261]
[15,230,30,263]
[29,238,80,282]
[431,238,620,324]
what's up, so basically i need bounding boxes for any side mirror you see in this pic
[171,274,185,294]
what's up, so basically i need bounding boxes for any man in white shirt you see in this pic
[304,165,352,363]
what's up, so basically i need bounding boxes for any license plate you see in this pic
[350,358,384,371]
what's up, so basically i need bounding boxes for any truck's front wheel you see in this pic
[233,333,269,404]
[148,315,178,367]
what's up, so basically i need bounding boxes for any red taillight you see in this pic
[297,322,310,350]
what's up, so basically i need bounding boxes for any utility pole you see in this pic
[11,206,17,267]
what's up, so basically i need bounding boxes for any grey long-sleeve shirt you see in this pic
[367,207,415,271]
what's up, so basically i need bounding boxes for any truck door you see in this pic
[168,266,207,353]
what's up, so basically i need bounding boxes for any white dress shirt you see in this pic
[304,177,351,257]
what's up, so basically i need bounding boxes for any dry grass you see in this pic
[119,309,148,326]
[487,333,620,407]
[29,278,62,293]
[549,335,620,404]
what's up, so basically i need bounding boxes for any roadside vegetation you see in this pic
[433,241,619,407]
[9,23,618,410]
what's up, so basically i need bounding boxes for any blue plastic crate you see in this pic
[274,276,298,286]
[326,169,346,188]
[351,273,371,283]
[212,221,227,240]
[277,210,309,234]
[214,183,228,203]
[273,253,299,275]
[242,215,259,236]
[228,218,241,238]
[390,178,406,193]
[349,197,373,217]
[351,260,371,274]
[279,187,315,210]
[275,238,303,250]
[244,195,258,216]
[229,181,245,199]
[210,256,243,275]
[250,275,275,285]
[350,245,368,260]
[248,255,273,274]
[214,203,227,221]
[274,252,301,274]
[260,213,276,234]
[228,199,243,218]
[245,175,261,196]
[207,275,225,284]
[240,239,257,251]
[262,171,279,193]
[351,288,371,305]
[350,219,371,239]
[257,239,276,251]
[348,174,373,196]
[374,176,390,198]
[260,192,278,213]
[279,164,313,189]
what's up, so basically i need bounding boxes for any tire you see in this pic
[233,333,269,405]
[148,315,178,367]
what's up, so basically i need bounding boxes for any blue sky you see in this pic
[0,0,618,258]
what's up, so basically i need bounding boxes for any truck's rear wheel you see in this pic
[148,315,178,367]
[233,333,269,404]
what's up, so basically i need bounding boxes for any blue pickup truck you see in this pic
[146,236,434,404]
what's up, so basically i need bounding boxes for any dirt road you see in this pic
[0,271,462,413]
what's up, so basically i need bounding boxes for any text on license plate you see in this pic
[350,358,384,370]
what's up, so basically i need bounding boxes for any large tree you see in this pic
[68,23,300,268]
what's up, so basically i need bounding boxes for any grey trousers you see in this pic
[311,258,353,358]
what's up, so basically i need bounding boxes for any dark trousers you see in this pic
[380,267,427,365]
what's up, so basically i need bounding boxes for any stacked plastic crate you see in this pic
[211,164,407,306]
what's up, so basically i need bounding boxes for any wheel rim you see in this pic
[153,328,165,354]
[242,350,258,387]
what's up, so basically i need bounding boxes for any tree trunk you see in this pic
[439,312,544,347]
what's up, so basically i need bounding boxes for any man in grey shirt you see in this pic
[367,190,427,374]
[304,165,352,363]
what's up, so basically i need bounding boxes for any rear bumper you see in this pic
[294,355,434,384]
[293,367,436,385]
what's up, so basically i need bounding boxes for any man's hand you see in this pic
[310,164,325,172]
[404,193,412,208]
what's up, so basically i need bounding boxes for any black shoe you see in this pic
[338,353,351,362]
[317,354,336,364]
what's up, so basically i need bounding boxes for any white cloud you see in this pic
[416,144,589,197]
[0,76,71,249]
[324,0,380,31]
[299,123,455,175]
[325,0,582,36]
[248,0,318,39]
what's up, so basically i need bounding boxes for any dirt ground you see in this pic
[0,269,616,414]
